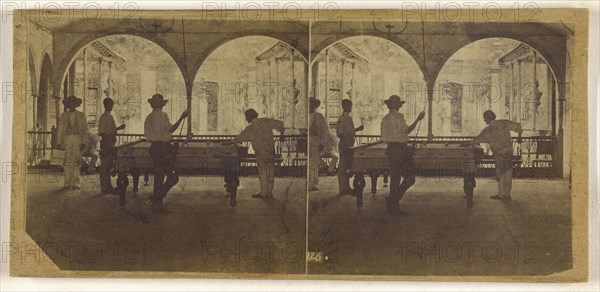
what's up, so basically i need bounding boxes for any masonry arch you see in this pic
[192,36,308,134]
[312,35,426,136]
[434,37,559,137]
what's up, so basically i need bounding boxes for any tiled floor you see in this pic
[307,176,572,276]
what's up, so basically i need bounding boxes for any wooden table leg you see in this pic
[143,172,149,186]
[369,171,379,195]
[116,172,129,207]
[383,172,389,187]
[224,158,240,207]
[463,171,476,209]
[353,174,366,208]
[132,168,140,194]
[225,173,239,207]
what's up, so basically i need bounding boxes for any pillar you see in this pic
[341,59,346,100]
[351,63,356,101]
[427,87,434,141]
[107,61,113,99]
[186,81,192,140]
[532,52,537,132]
[68,61,76,96]
[275,59,280,118]
[82,49,87,114]
[551,67,557,136]
[97,57,103,125]
[516,59,522,123]
[324,49,330,124]
[510,62,515,120]
[290,48,296,130]
[268,60,272,117]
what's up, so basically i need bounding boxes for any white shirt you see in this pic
[309,112,328,147]
[233,118,285,161]
[381,111,409,143]
[144,110,173,142]
[336,112,355,149]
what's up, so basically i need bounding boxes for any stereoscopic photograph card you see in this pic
[6,5,591,283]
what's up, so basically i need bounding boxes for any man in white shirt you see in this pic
[336,99,364,195]
[144,94,188,211]
[57,95,88,190]
[465,110,522,200]
[227,109,285,199]
[309,97,327,191]
[380,95,424,215]
[98,98,125,193]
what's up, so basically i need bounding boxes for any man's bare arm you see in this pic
[169,110,189,133]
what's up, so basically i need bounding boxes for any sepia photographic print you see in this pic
[4,3,594,285]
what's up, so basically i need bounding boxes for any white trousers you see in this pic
[497,168,513,198]
[256,159,275,196]
[308,142,320,189]
[64,135,82,187]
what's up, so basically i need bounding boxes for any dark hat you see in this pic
[148,93,168,107]
[309,97,321,108]
[62,95,82,108]
[384,95,406,108]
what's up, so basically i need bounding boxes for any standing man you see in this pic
[380,95,425,215]
[464,110,522,200]
[227,109,285,199]
[56,95,88,190]
[98,98,125,194]
[144,94,188,211]
[309,97,328,191]
[336,99,364,195]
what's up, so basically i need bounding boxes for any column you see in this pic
[107,61,113,99]
[275,59,280,118]
[68,62,76,96]
[427,86,433,141]
[290,48,296,130]
[532,51,537,132]
[268,61,272,117]
[83,49,87,114]
[312,61,319,100]
[97,57,103,125]
[516,59,522,123]
[351,63,356,101]
[341,59,346,100]
[325,49,330,124]
[510,62,515,120]
[550,67,556,136]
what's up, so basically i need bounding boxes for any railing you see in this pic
[27,131,55,168]
[355,135,559,178]
[27,132,307,168]
[26,131,558,178]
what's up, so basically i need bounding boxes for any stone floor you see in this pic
[307,175,572,276]
[24,171,572,276]
[25,171,306,274]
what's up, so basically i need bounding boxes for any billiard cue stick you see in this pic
[414,100,428,141]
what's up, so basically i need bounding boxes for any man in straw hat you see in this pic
[144,93,189,211]
[56,95,89,190]
[381,95,425,215]
[225,109,285,199]
[309,97,327,191]
[336,99,364,195]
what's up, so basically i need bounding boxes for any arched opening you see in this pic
[312,36,426,137]
[434,38,559,137]
[59,34,185,134]
[192,36,308,135]
[38,54,53,130]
